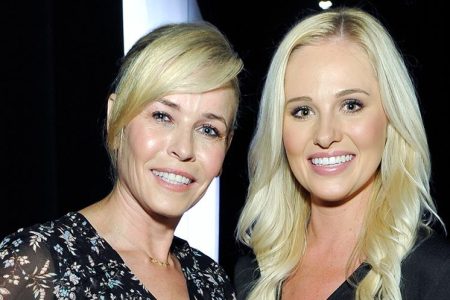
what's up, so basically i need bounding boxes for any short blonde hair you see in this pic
[106,22,243,171]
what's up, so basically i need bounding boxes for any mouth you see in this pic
[152,170,193,185]
[310,154,354,167]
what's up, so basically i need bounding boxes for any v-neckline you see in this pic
[327,262,371,299]
[277,262,371,300]
[74,211,181,299]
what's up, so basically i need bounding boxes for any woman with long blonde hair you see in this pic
[235,7,450,300]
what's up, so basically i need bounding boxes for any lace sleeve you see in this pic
[0,230,57,300]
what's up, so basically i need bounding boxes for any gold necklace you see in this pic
[148,255,170,267]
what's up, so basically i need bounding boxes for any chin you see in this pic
[148,205,186,220]
[311,192,356,206]
[160,207,187,217]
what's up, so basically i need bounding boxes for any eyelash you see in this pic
[199,124,222,138]
[152,111,223,139]
[290,99,364,119]
[153,111,171,122]
[291,106,312,119]
[342,99,363,113]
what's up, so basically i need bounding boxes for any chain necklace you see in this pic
[148,255,170,267]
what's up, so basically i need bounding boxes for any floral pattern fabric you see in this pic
[0,212,236,300]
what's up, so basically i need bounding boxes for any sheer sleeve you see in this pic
[0,230,57,300]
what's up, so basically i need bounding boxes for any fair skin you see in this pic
[81,86,236,299]
[281,39,388,299]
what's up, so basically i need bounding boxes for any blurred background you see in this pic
[2,0,449,280]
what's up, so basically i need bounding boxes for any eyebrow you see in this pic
[286,88,370,104]
[157,98,229,129]
[204,113,229,129]
[285,96,311,105]
[336,88,370,97]
[157,98,179,109]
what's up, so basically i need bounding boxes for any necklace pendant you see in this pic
[149,256,170,267]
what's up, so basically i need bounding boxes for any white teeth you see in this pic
[152,170,192,185]
[311,155,353,166]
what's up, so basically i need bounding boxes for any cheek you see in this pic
[197,143,227,177]
[283,122,307,156]
[123,126,162,163]
[282,122,310,186]
[350,115,387,154]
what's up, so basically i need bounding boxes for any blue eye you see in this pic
[199,124,221,138]
[152,111,171,122]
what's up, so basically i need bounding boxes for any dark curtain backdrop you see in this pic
[2,0,449,281]
[2,1,122,235]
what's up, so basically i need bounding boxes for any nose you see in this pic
[313,116,342,148]
[167,127,196,162]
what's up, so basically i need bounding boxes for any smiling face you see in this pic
[115,87,235,218]
[283,39,388,205]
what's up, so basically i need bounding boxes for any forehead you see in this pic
[285,39,377,91]
[159,87,237,119]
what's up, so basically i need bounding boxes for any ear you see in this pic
[106,93,116,131]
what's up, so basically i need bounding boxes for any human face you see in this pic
[283,39,388,205]
[116,87,235,218]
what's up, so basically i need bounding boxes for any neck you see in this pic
[308,192,369,248]
[80,183,179,263]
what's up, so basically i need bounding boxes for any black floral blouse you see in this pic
[0,212,236,299]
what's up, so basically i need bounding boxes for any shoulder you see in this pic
[0,215,62,254]
[402,230,450,299]
[234,250,260,300]
[0,212,97,270]
[403,229,450,269]
[0,222,55,268]
[0,216,66,298]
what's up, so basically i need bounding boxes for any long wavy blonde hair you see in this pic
[237,7,442,300]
